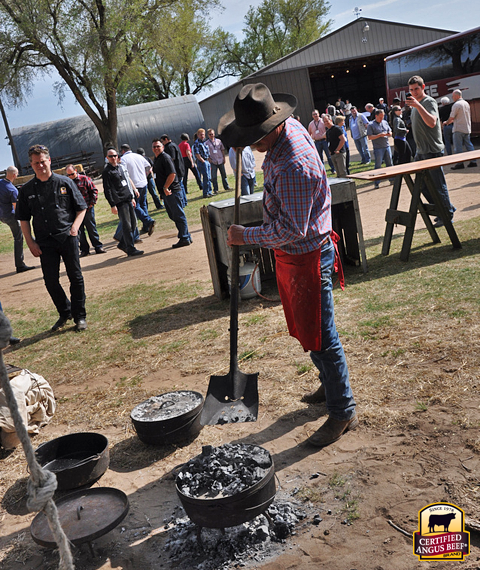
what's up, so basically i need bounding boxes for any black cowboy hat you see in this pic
[217,83,297,148]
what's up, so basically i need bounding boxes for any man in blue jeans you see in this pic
[444,89,477,170]
[152,140,192,248]
[222,83,357,447]
[192,128,213,198]
[405,75,456,227]
[367,109,393,189]
[350,107,371,164]
[0,166,35,273]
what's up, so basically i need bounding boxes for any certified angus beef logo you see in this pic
[413,502,470,561]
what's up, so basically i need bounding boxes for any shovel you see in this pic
[200,147,259,426]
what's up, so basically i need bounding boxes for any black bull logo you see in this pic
[428,512,456,533]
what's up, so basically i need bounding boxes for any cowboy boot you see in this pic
[307,414,359,447]
[301,384,326,404]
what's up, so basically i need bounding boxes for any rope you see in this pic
[0,312,75,570]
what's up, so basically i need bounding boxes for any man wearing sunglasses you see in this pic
[15,144,88,332]
[102,149,144,258]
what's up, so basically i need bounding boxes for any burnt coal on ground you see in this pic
[163,496,308,569]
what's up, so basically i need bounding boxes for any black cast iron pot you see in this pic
[131,391,204,445]
[176,446,276,528]
[35,432,109,491]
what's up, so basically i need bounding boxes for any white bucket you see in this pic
[228,261,261,299]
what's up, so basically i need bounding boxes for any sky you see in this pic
[1,0,479,170]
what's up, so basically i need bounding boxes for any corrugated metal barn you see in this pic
[200,18,456,132]
[11,95,204,173]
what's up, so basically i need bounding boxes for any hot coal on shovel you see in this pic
[200,148,259,426]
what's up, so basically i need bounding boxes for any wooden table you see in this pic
[348,150,480,261]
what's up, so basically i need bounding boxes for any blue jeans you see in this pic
[310,238,356,421]
[415,152,456,218]
[453,131,476,164]
[354,136,371,163]
[241,175,255,195]
[79,207,103,254]
[1,215,25,269]
[147,176,162,208]
[197,161,212,197]
[443,124,453,155]
[373,146,393,187]
[164,191,191,240]
[314,139,335,172]
[180,180,188,207]
[134,186,154,232]
[210,162,229,193]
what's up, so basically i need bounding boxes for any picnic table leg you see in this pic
[399,172,425,261]
[382,175,403,256]
[424,171,462,250]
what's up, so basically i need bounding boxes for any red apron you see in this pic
[274,232,344,353]
[274,247,322,352]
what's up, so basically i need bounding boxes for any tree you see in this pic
[222,0,332,77]
[0,0,176,152]
[117,0,229,105]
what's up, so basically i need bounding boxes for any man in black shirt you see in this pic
[15,144,88,332]
[160,134,187,206]
[102,149,144,258]
[152,139,191,248]
[324,115,347,178]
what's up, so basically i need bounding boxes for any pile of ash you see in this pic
[176,444,272,499]
[131,391,202,422]
[163,498,307,569]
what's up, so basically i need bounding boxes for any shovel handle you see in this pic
[230,148,243,369]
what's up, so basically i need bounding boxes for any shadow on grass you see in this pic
[128,283,282,339]
[345,232,480,285]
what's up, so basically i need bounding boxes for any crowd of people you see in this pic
[2,80,476,341]
[308,81,476,227]
[0,125,245,336]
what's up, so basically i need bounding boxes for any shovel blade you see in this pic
[200,370,259,426]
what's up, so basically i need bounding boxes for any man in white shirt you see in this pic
[120,144,155,235]
[307,109,335,174]
[444,89,477,169]
[206,128,231,194]
[228,146,256,195]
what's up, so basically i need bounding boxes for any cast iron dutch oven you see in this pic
[35,432,109,491]
[131,390,204,445]
[176,444,276,528]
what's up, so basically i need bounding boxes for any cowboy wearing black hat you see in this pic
[220,83,357,447]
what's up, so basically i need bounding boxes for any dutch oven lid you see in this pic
[30,487,129,548]
[131,391,203,423]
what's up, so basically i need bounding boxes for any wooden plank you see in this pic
[385,209,414,227]
[347,150,480,181]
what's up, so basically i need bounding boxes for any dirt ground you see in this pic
[1,164,480,570]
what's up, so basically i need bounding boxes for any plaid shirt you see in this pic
[243,117,331,255]
[73,173,98,208]
[192,138,210,161]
